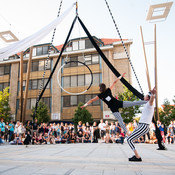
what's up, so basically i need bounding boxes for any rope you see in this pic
[104,0,144,95]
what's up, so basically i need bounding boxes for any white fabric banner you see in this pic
[0,3,75,61]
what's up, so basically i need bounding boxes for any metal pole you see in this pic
[154,24,159,121]
[20,52,23,122]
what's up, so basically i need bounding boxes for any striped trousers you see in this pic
[127,123,149,150]
[112,100,147,134]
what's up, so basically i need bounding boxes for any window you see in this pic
[85,39,93,49]
[26,99,31,109]
[85,95,92,106]
[93,73,100,85]
[78,56,84,66]
[79,40,85,50]
[78,95,84,104]
[71,76,77,87]
[4,65,10,74]
[78,75,84,86]
[43,97,50,108]
[0,84,3,91]
[72,41,79,50]
[39,60,44,71]
[32,80,38,89]
[85,74,91,86]
[0,66,4,76]
[23,81,26,91]
[36,47,43,56]
[63,96,70,107]
[70,56,78,67]
[46,60,51,70]
[71,96,77,106]
[44,79,50,89]
[32,62,38,72]
[23,62,28,73]
[92,94,100,105]
[43,46,48,55]
[85,55,91,65]
[63,76,70,88]
[31,99,36,109]
[92,54,99,64]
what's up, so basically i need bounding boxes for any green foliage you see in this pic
[72,102,93,132]
[118,86,142,124]
[31,101,50,123]
[159,98,175,126]
[0,87,11,122]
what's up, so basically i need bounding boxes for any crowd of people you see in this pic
[0,118,174,146]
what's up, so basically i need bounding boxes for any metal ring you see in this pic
[57,61,93,95]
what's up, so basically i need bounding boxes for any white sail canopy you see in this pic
[0,3,75,61]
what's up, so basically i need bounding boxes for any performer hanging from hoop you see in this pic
[81,73,147,136]
[127,87,156,162]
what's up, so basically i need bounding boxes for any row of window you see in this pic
[17,97,51,110]
[21,78,51,91]
[0,65,11,76]
[63,73,100,88]
[63,94,100,107]
[0,83,9,92]
[22,59,51,73]
[64,54,99,67]
[66,39,94,51]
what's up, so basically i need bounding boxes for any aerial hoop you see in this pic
[57,60,93,95]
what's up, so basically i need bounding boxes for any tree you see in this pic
[0,87,11,122]
[118,86,142,123]
[31,101,50,123]
[159,97,175,126]
[72,102,93,133]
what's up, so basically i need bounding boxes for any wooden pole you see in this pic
[154,24,159,121]
[20,51,24,122]
[140,26,151,91]
[22,47,33,123]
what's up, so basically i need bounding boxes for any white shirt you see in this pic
[139,102,154,125]
[98,123,106,131]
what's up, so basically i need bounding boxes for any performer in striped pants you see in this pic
[81,73,147,136]
[127,87,156,161]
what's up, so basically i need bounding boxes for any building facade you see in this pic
[0,36,132,122]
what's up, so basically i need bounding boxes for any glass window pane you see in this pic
[71,76,77,87]
[32,80,38,89]
[64,57,70,68]
[93,73,100,85]
[29,80,32,90]
[79,40,85,50]
[4,82,9,89]
[23,80,26,91]
[43,46,48,55]
[44,79,50,89]
[0,66,4,76]
[70,57,78,67]
[23,63,27,73]
[63,96,70,107]
[63,76,70,88]
[78,56,85,66]
[31,98,36,109]
[39,61,44,71]
[72,41,78,50]
[85,74,91,86]
[85,39,93,49]
[71,96,77,106]
[36,47,42,56]
[46,60,51,70]
[32,48,36,56]
[26,99,31,110]
[43,97,50,108]
[38,79,43,89]
[78,75,84,86]
[92,94,100,105]
[4,65,10,74]
[0,84,3,91]
[78,95,84,104]
[32,62,38,72]
[92,54,99,64]
[85,55,91,65]
[85,95,92,106]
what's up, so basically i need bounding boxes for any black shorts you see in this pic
[101,130,106,137]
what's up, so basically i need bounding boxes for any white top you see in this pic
[98,123,106,131]
[139,102,154,125]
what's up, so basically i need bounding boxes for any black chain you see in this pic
[37,0,63,102]
[104,0,144,95]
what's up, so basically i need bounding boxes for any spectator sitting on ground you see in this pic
[77,130,84,143]
[104,131,113,143]
[9,133,17,145]
[32,131,39,145]
[83,132,91,143]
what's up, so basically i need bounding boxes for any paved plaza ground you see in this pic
[0,142,175,175]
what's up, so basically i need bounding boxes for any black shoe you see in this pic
[129,156,142,162]
[157,147,167,150]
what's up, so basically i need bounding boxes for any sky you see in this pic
[0,0,174,106]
